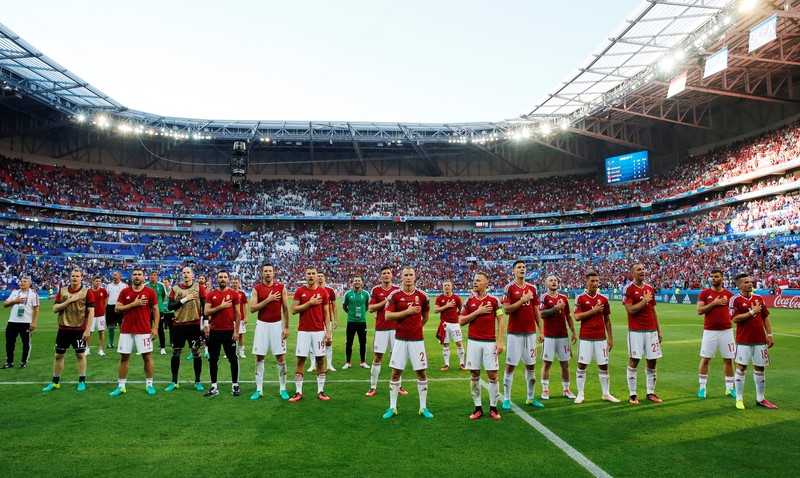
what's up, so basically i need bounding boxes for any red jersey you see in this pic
[698,288,734,330]
[622,282,657,331]
[540,292,571,338]
[55,286,96,331]
[385,288,429,341]
[730,293,770,345]
[206,288,240,331]
[370,284,399,331]
[252,282,286,323]
[295,286,329,332]
[574,292,610,340]
[234,289,248,322]
[92,287,108,314]
[461,293,502,341]
[118,286,157,335]
[324,286,336,305]
[502,281,539,334]
[435,293,462,324]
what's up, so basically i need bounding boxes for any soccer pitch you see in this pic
[0,301,797,477]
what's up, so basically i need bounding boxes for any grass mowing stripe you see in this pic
[481,381,613,478]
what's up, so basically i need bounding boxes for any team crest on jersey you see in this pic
[301,294,307,297]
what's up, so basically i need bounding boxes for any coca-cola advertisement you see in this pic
[763,294,800,309]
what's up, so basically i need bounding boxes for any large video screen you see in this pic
[605,150,649,185]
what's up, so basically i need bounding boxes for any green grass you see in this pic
[0,301,798,477]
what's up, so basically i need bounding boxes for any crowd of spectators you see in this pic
[1,121,798,219]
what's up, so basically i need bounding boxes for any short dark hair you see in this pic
[132,267,144,275]
[217,270,229,277]
[512,260,526,269]
[93,276,102,281]
[380,266,392,273]
[585,270,599,280]
[733,273,749,285]
[630,263,643,272]
[262,262,274,270]
[710,268,724,276]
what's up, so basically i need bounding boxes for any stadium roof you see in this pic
[1,1,798,161]
[528,0,731,120]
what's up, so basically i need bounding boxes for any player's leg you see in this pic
[486,343,500,418]
[166,326,186,390]
[251,321,268,398]
[452,324,466,370]
[4,322,17,367]
[356,323,367,367]
[368,330,387,396]
[752,344,775,408]
[523,334,542,408]
[344,321,356,367]
[645,357,660,402]
[627,331,642,402]
[325,333,335,372]
[412,342,430,417]
[191,332,204,390]
[441,343,451,371]
[97,327,106,356]
[43,330,71,391]
[110,351,131,396]
[75,333,88,390]
[698,356,711,398]
[502,334,520,408]
[291,331,309,401]
[540,337,554,399]
[205,332,222,396]
[467,339,483,416]
[734,358,748,410]
[384,341,408,417]
[20,324,32,367]
[720,329,736,397]
[222,333,239,395]
[158,315,167,353]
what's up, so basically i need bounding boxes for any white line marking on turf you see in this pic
[481,382,612,478]
[0,377,471,386]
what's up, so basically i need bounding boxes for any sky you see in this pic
[3,0,642,123]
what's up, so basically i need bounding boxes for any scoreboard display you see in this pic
[605,150,649,185]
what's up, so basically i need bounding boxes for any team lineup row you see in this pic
[5,261,777,419]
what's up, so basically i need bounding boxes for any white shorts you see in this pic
[577,339,609,366]
[442,322,463,345]
[252,321,286,357]
[505,333,537,366]
[389,339,427,371]
[735,344,770,367]
[90,316,107,332]
[239,321,247,335]
[466,339,499,371]
[295,330,325,358]
[117,333,154,355]
[628,331,662,360]
[372,329,396,354]
[700,329,735,359]
[542,337,572,362]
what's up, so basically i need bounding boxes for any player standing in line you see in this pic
[85,277,108,357]
[231,276,248,359]
[249,263,291,400]
[434,279,466,371]
[105,271,127,350]
[159,278,174,355]
[730,273,776,410]
[109,268,159,396]
[308,273,338,372]
[696,268,736,399]
[341,276,370,369]
[623,263,663,404]
[197,275,210,360]
[43,269,95,392]
[459,271,504,420]
[145,271,167,353]
[365,266,403,397]
[3,276,39,369]
[382,266,432,419]
[165,266,206,392]
[203,270,242,397]
[289,267,331,402]
[573,271,619,404]
[539,275,577,400]
[501,260,544,409]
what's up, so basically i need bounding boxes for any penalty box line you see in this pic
[481,381,613,478]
